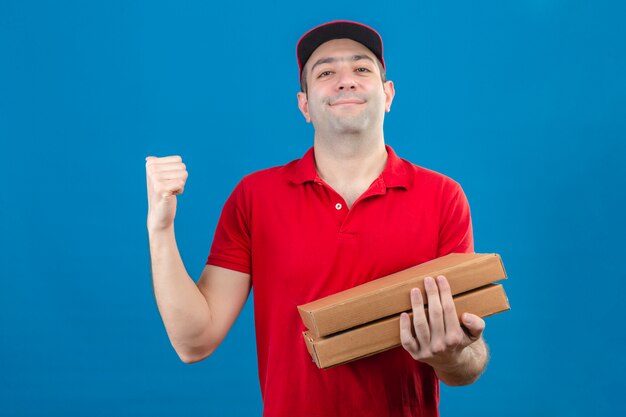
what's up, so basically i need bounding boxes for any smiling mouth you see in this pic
[330,100,365,106]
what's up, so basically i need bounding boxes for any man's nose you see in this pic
[336,69,357,91]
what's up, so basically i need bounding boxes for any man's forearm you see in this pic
[434,338,489,386]
[148,226,213,363]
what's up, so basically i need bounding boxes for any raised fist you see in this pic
[145,155,189,232]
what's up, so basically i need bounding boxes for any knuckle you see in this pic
[417,351,429,361]
[431,342,445,354]
[414,321,428,334]
[443,303,456,316]
[400,337,410,349]
[400,338,417,357]
[425,286,436,296]
[402,343,415,356]
[446,332,462,347]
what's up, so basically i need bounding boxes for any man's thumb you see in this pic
[461,313,485,340]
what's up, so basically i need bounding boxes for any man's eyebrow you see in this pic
[351,54,375,63]
[310,54,375,73]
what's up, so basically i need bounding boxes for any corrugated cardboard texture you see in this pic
[304,283,510,369]
[298,253,507,338]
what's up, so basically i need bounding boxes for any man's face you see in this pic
[297,39,395,135]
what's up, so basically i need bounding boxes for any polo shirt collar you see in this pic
[287,144,410,190]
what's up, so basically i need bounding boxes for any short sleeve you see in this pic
[436,182,474,256]
[206,179,251,274]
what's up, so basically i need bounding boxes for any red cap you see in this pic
[296,20,385,80]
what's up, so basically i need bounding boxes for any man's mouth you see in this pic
[330,99,365,106]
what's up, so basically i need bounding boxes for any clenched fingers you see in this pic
[145,155,188,200]
[146,155,182,164]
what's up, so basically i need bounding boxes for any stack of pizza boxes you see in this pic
[297,253,510,369]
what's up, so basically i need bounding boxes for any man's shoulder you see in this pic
[416,164,461,187]
[395,154,463,192]
[238,155,305,188]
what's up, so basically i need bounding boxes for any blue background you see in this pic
[1,0,625,415]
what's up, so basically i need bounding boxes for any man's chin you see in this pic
[330,122,368,135]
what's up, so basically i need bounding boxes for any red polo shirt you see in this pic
[207,145,473,417]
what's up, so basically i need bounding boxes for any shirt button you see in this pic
[335,203,342,210]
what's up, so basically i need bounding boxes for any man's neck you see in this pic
[312,132,388,207]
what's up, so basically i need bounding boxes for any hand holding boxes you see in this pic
[297,253,510,369]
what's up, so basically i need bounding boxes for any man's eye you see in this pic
[356,67,371,73]
[318,71,332,78]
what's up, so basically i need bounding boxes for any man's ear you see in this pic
[297,91,311,123]
[383,80,395,112]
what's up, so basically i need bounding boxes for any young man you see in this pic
[146,20,488,417]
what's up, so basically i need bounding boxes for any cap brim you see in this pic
[297,20,384,78]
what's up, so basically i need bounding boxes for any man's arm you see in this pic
[146,156,251,364]
[400,275,489,386]
[400,180,488,385]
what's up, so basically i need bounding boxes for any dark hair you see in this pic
[300,57,387,94]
